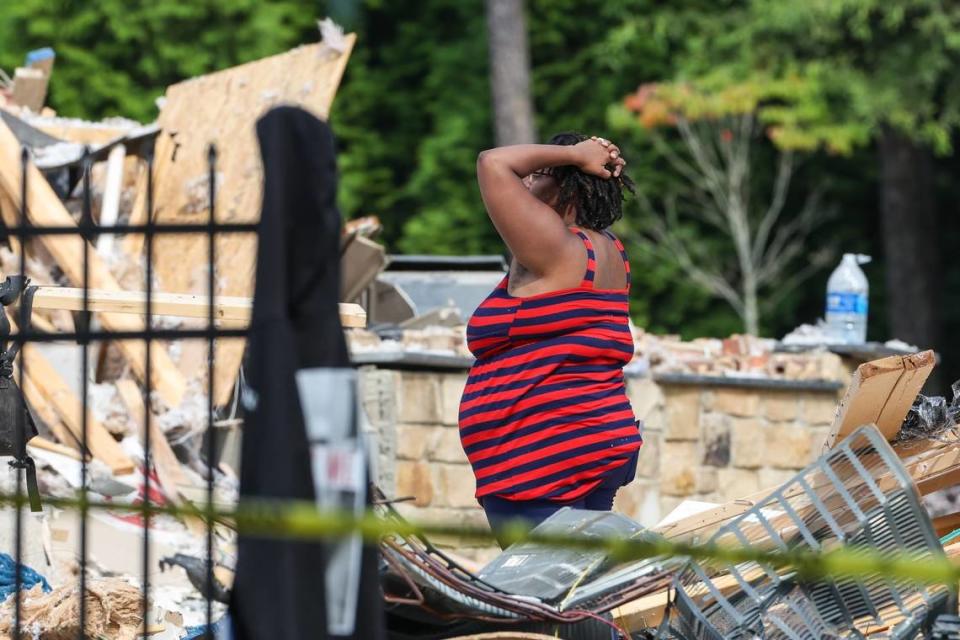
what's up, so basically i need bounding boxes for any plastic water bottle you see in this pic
[825,253,871,344]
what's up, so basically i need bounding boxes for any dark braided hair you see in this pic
[544,132,635,231]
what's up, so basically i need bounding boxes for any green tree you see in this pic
[0,0,317,122]
[611,0,960,355]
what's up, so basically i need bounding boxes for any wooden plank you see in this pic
[933,511,960,538]
[120,163,149,258]
[18,342,134,475]
[11,68,48,112]
[20,372,83,454]
[0,187,22,254]
[917,464,960,496]
[612,570,744,632]
[27,436,86,461]
[0,117,187,408]
[341,235,387,302]
[30,286,365,327]
[143,36,355,406]
[96,143,126,254]
[824,350,935,449]
[114,379,190,500]
[31,120,132,146]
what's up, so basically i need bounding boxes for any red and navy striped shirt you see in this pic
[459,227,642,502]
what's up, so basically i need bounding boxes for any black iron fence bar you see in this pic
[205,144,217,638]
[78,147,93,640]
[0,222,258,236]
[141,146,155,639]
[7,142,246,637]
[12,147,27,640]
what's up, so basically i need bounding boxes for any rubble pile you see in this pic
[0,28,358,638]
[2,27,960,640]
[630,329,849,381]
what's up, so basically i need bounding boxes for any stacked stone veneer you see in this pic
[359,367,842,560]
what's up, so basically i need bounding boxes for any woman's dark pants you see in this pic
[480,449,640,548]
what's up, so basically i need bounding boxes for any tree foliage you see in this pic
[5,0,960,368]
[624,1,960,155]
[0,0,318,122]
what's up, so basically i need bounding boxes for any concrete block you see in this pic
[396,461,434,506]
[396,424,433,460]
[802,393,838,426]
[765,393,799,422]
[696,467,718,494]
[700,390,715,412]
[397,372,441,424]
[809,426,832,460]
[643,407,665,431]
[433,463,478,509]
[717,468,761,501]
[765,424,812,470]
[713,389,761,418]
[660,441,698,496]
[759,467,797,490]
[731,418,765,469]
[701,413,731,467]
[614,479,660,527]
[636,431,661,478]
[628,377,664,422]
[358,367,397,427]
[440,373,467,426]
[663,388,701,441]
[428,426,467,463]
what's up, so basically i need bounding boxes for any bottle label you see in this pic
[827,292,868,315]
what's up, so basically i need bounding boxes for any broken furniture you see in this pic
[666,425,949,639]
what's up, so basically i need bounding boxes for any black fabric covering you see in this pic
[230,106,383,640]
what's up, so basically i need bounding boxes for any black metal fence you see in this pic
[6,143,255,638]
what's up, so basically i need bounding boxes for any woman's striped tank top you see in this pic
[459,227,642,502]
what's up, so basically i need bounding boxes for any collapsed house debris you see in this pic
[378,352,960,638]
[2,22,960,640]
[0,25,360,637]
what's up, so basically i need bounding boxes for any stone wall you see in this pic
[359,366,842,560]
[617,378,841,525]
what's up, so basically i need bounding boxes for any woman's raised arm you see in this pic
[476,140,623,276]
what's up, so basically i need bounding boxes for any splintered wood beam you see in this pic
[114,381,190,495]
[0,118,187,408]
[16,345,134,475]
[30,286,366,328]
[115,378,208,536]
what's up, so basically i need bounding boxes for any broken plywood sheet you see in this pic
[0,118,187,408]
[341,235,388,302]
[824,350,935,449]
[143,36,356,406]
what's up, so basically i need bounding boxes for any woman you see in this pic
[458,132,643,545]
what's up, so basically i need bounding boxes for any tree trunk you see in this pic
[485,0,536,146]
[743,276,759,337]
[878,128,942,374]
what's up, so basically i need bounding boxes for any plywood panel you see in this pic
[825,350,935,448]
[143,37,355,405]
